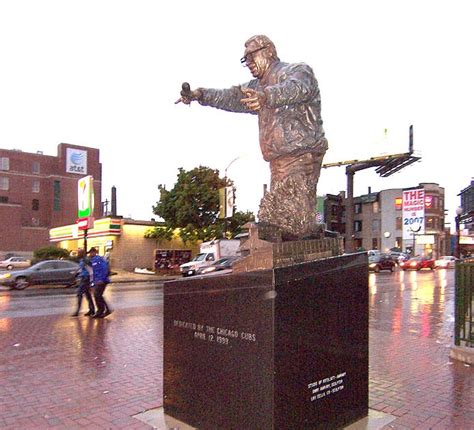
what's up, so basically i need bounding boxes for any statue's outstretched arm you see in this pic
[175,82,203,105]
[176,82,258,114]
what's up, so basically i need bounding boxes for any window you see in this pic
[0,157,9,171]
[354,203,362,214]
[395,197,402,210]
[373,202,379,213]
[372,238,378,249]
[53,180,61,211]
[32,161,40,174]
[0,196,8,203]
[0,177,8,190]
[426,217,434,229]
[32,180,40,193]
[396,217,402,230]
[372,219,380,232]
[32,199,39,211]
[354,220,362,232]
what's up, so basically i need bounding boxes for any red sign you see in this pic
[77,217,94,231]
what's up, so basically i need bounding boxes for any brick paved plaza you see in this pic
[0,274,472,429]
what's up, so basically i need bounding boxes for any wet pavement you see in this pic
[0,269,472,429]
[367,270,473,429]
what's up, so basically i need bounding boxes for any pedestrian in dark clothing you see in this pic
[71,248,95,317]
[88,247,112,318]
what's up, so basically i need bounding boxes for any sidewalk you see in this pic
[0,269,177,295]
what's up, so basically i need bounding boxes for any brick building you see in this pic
[320,183,448,257]
[0,143,102,257]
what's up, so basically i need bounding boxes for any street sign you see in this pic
[77,216,94,231]
[225,186,234,218]
[78,175,94,218]
[219,186,234,219]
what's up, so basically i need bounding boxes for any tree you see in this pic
[151,166,254,242]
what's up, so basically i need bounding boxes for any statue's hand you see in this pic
[175,82,202,105]
[240,87,266,111]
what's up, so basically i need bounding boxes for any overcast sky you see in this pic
[1,1,472,230]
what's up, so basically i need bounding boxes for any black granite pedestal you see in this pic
[163,252,368,430]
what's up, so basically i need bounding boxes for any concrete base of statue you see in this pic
[162,252,369,429]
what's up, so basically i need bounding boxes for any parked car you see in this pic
[0,256,31,270]
[368,254,397,272]
[399,256,436,271]
[196,255,242,276]
[0,259,79,289]
[434,256,459,269]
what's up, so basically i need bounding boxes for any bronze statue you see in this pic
[177,35,328,238]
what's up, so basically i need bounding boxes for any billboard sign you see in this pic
[66,148,87,174]
[402,188,425,240]
[78,175,94,219]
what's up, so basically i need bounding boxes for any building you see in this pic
[320,192,345,234]
[49,217,199,271]
[0,143,102,257]
[459,179,474,234]
[321,183,447,257]
[458,179,474,256]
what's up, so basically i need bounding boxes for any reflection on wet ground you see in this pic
[369,269,455,344]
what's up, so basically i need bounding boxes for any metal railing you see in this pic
[454,261,474,347]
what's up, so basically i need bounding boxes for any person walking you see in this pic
[71,248,95,317]
[88,247,112,318]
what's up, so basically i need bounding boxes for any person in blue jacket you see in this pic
[71,248,95,317]
[88,247,112,318]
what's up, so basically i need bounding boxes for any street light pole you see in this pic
[410,224,422,256]
[223,157,240,239]
[455,207,462,258]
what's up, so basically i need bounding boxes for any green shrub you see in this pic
[33,246,70,262]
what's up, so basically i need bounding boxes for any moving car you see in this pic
[434,256,459,269]
[389,251,410,264]
[0,256,31,270]
[196,255,242,276]
[0,259,79,289]
[368,254,397,272]
[399,256,436,271]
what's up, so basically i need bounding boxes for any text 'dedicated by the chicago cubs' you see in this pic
[173,319,257,346]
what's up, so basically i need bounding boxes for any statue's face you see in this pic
[242,41,270,79]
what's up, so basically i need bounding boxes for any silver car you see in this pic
[0,259,79,290]
[0,256,31,270]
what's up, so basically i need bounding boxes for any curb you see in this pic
[0,275,177,297]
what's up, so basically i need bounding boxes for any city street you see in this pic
[0,270,472,429]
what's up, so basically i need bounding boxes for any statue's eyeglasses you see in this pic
[240,45,268,65]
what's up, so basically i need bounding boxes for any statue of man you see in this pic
[177,35,328,238]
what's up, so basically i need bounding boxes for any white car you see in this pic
[0,256,31,270]
[434,256,458,269]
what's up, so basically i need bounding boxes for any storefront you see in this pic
[50,218,200,271]
[49,218,158,271]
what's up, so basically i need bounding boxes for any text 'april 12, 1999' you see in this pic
[173,320,257,347]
